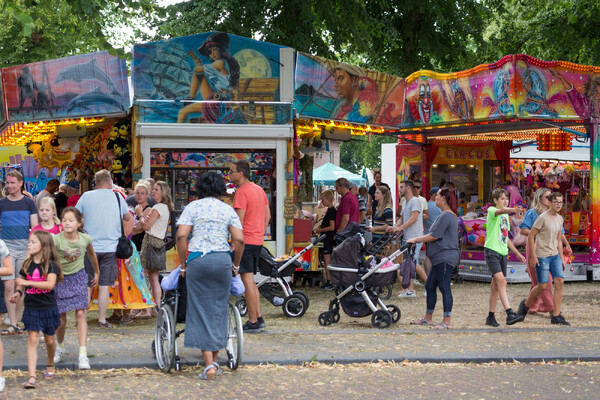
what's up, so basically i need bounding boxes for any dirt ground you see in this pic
[1,361,599,400]
[75,280,600,331]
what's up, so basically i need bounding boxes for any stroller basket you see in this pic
[340,293,379,317]
[328,264,398,288]
[258,247,300,278]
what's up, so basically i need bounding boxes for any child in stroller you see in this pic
[318,233,412,328]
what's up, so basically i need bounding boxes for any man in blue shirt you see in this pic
[76,170,131,328]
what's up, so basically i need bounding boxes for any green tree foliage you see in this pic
[339,134,398,174]
[0,0,163,66]
[482,0,600,66]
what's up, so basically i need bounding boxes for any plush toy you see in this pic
[544,163,560,189]
[523,163,533,186]
[535,162,544,176]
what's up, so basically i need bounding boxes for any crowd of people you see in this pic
[0,169,162,390]
[0,163,576,389]
[313,171,572,330]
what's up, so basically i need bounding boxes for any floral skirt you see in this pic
[55,268,89,313]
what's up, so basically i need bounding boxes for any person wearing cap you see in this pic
[66,180,82,208]
[327,61,378,123]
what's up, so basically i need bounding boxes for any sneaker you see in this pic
[517,299,529,318]
[551,314,571,326]
[242,320,262,333]
[257,316,267,329]
[0,376,5,392]
[321,283,335,290]
[506,310,524,325]
[485,315,500,327]
[54,346,66,364]
[2,315,9,326]
[423,291,427,297]
[414,280,423,286]
[272,296,284,306]
[78,354,91,370]
[397,290,416,298]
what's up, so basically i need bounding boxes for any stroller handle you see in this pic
[313,234,327,245]
[399,242,413,252]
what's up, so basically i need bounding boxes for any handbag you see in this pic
[114,192,133,259]
[399,247,416,289]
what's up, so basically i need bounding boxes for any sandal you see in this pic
[410,318,432,326]
[107,313,122,323]
[117,315,134,325]
[198,365,216,380]
[97,321,113,328]
[44,365,55,380]
[1,324,22,335]
[133,312,153,320]
[24,376,36,389]
[431,323,451,330]
[212,362,223,376]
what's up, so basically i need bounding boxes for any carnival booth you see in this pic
[391,55,600,282]
[0,51,130,191]
[131,32,296,266]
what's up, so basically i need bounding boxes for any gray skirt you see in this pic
[184,252,232,351]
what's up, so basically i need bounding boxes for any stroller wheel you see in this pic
[235,297,248,317]
[331,309,340,323]
[151,339,156,359]
[282,294,307,318]
[371,309,392,329]
[376,285,392,300]
[292,291,310,310]
[318,311,332,326]
[386,304,401,323]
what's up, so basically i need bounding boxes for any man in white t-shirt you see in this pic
[398,179,428,222]
[388,180,428,297]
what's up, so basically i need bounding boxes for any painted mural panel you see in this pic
[294,52,405,126]
[514,57,600,119]
[1,52,129,122]
[150,150,273,169]
[403,58,517,127]
[133,32,287,124]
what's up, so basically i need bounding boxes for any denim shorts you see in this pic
[536,254,564,283]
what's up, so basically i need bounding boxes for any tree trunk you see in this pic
[297,154,314,203]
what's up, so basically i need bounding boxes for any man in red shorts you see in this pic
[231,160,271,333]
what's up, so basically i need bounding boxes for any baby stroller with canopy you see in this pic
[318,234,412,329]
[152,275,243,373]
[236,235,326,318]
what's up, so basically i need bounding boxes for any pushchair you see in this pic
[152,276,243,373]
[318,234,412,329]
[236,235,326,318]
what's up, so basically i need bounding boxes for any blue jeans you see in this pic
[425,262,454,317]
[536,254,564,283]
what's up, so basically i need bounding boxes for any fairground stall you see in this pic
[389,55,600,282]
[0,52,131,191]
[130,32,296,267]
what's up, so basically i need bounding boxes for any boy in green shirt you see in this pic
[484,188,527,327]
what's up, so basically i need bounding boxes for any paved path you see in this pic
[2,324,599,370]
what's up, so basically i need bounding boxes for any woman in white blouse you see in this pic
[137,181,173,316]
[176,172,244,380]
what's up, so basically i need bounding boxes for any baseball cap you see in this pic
[67,180,80,189]
[348,181,359,189]
[430,187,440,195]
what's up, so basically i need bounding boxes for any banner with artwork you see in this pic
[294,52,405,126]
[402,55,600,128]
[1,52,129,122]
[150,150,273,169]
[133,31,289,124]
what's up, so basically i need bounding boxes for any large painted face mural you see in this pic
[294,52,406,126]
[132,31,291,125]
[1,52,129,122]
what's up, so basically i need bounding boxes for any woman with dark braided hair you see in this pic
[178,32,241,123]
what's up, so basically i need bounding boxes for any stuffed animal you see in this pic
[534,162,544,176]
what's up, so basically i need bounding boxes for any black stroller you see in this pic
[236,235,326,318]
[318,234,412,329]
[152,276,243,373]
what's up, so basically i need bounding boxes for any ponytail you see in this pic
[438,187,458,215]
